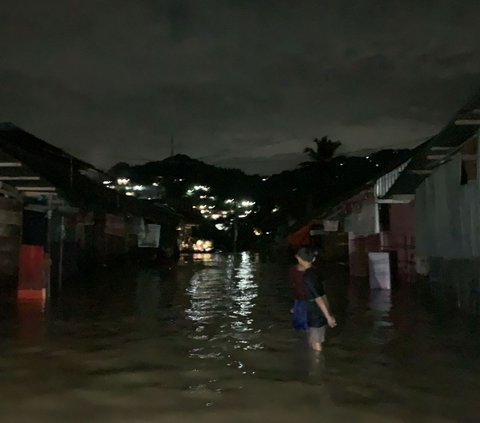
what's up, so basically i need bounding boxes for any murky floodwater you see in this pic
[1,253,479,422]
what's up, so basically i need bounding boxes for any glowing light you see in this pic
[271,207,280,213]
[117,178,130,185]
[241,200,255,207]
[193,239,213,252]
[103,180,112,185]
[225,199,234,204]
[211,213,221,220]
[187,185,210,196]
[133,185,145,191]
[125,192,135,196]
[253,228,262,236]
[262,178,268,182]
[215,223,226,230]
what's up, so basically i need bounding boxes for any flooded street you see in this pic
[1,253,479,422]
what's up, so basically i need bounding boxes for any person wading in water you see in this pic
[295,247,336,352]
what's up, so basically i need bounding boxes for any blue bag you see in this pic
[292,299,308,330]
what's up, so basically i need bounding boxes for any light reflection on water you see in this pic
[1,254,480,422]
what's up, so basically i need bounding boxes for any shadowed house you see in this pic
[0,123,182,300]
[317,148,418,279]
[381,91,480,313]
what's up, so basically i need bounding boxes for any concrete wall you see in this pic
[344,198,378,237]
[427,257,480,315]
[414,134,480,313]
[416,141,480,259]
[0,197,22,295]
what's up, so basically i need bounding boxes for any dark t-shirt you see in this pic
[303,267,327,328]
[289,267,305,300]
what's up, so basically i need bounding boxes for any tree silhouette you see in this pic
[301,136,342,166]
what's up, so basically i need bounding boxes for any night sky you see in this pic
[2,1,480,174]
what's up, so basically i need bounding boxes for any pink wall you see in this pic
[347,203,416,280]
[382,203,415,274]
[349,233,381,277]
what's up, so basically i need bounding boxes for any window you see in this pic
[460,136,478,185]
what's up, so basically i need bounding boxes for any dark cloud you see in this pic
[1,0,480,174]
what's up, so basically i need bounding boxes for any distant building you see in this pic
[319,152,416,278]
[0,123,182,301]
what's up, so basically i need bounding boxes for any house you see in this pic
[0,123,182,300]
[318,149,420,279]
[381,91,480,312]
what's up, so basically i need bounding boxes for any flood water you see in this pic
[1,252,479,422]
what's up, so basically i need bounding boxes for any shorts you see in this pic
[308,326,326,344]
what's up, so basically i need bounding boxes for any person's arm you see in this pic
[315,296,336,328]
[305,269,336,328]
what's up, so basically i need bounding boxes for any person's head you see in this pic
[295,247,317,268]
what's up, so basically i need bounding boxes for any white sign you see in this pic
[138,224,161,248]
[368,252,391,290]
[323,220,339,232]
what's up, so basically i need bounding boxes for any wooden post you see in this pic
[58,215,64,291]
[46,196,52,300]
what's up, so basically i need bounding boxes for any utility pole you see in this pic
[170,136,174,157]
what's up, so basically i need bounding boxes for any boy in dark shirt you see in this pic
[295,247,336,352]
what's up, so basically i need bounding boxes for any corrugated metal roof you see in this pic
[314,148,420,220]
[0,123,181,222]
[383,90,480,199]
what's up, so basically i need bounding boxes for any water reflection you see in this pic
[185,252,262,365]
[229,252,259,350]
[369,289,393,345]
[0,256,479,422]
[16,300,46,345]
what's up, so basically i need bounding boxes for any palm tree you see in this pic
[301,136,342,166]
[300,136,343,211]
